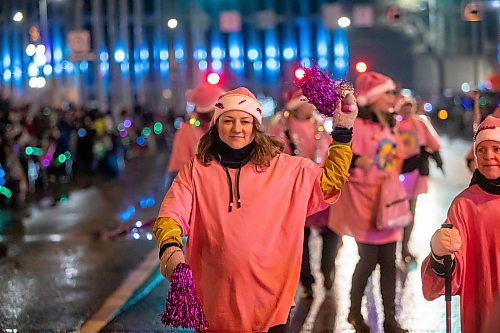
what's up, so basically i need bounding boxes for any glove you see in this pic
[401,154,419,173]
[430,227,462,257]
[333,92,358,129]
[418,146,430,176]
[160,246,186,280]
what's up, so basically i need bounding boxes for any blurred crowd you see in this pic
[0,98,173,208]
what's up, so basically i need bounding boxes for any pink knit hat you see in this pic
[356,71,396,106]
[212,87,263,124]
[284,87,308,110]
[474,115,500,151]
[185,84,225,113]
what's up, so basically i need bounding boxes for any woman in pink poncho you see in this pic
[270,87,339,299]
[396,96,443,264]
[421,115,500,333]
[153,86,357,332]
[329,71,409,333]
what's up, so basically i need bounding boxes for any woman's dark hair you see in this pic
[357,105,397,130]
[196,119,284,169]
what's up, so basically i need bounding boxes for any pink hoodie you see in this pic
[271,115,332,227]
[158,153,341,332]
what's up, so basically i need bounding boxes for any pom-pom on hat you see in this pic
[356,71,396,106]
[212,87,263,124]
[474,115,500,151]
[284,87,309,111]
[185,84,225,113]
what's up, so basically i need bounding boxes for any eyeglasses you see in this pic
[385,90,398,96]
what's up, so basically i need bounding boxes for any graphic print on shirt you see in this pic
[399,129,419,153]
[375,138,398,172]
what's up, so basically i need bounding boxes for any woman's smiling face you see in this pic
[217,110,255,149]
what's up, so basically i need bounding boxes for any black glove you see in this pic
[401,154,419,173]
[418,146,430,176]
[430,151,444,174]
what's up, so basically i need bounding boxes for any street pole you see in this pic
[91,0,107,111]
[472,21,479,89]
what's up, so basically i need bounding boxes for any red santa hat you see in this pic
[356,71,396,106]
[185,84,225,113]
[284,87,309,111]
[474,115,500,151]
[212,87,263,124]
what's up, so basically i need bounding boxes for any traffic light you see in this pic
[206,72,221,85]
[355,61,368,73]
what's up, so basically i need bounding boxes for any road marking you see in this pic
[78,249,159,333]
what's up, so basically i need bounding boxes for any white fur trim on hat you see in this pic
[357,80,396,106]
[213,93,263,124]
[474,115,500,152]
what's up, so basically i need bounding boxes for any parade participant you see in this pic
[397,96,442,264]
[271,87,339,298]
[153,85,357,332]
[465,107,500,173]
[166,83,225,181]
[329,72,409,333]
[421,115,500,333]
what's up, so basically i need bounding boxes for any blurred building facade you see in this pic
[0,0,498,114]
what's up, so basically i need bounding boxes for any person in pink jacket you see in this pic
[166,83,225,181]
[329,72,409,333]
[153,86,357,332]
[396,96,442,264]
[421,115,500,333]
[270,87,339,298]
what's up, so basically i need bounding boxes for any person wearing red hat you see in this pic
[153,86,357,332]
[270,87,339,299]
[166,83,225,181]
[465,106,500,173]
[422,115,500,333]
[396,96,443,265]
[329,71,409,332]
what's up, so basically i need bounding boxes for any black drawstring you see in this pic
[235,167,242,208]
[222,165,234,212]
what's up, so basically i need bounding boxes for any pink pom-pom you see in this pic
[294,66,343,117]
[161,263,209,331]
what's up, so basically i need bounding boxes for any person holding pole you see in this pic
[421,115,500,333]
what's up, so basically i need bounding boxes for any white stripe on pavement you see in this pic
[78,249,159,333]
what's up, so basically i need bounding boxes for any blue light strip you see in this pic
[333,28,349,79]
[229,32,244,72]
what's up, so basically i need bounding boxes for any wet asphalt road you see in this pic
[0,137,470,332]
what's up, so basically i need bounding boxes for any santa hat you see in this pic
[474,115,500,151]
[284,87,309,111]
[212,87,263,124]
[185,84,225,113]
[356,71,396,106]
